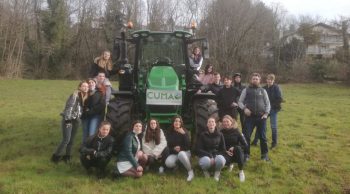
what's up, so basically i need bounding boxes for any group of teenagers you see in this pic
[50,49,283,183]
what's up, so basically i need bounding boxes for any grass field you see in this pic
[0,80,349,194]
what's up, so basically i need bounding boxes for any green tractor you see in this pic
[106,26,218,144]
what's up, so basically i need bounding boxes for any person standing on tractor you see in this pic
[165,116,194,182]
[142,119,169,174]
[95,71,112,105]
[189,47,203,71]
[89,50,120,79]
[80,121,114,179]
[196,117,226,181]
[199,64,214,85]
[51,81,89,164]
[217,75,240,120]
[233,73,246,130]
[238,73,270,161]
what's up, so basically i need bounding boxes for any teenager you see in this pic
[51,81,89,163]
[217,75,240,120]
[196,117,226,181]
[165,116,194,182]
[80,121,114,178]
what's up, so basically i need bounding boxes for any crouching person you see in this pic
[115,120,148,178]
[142,119,169,173]
[80,121,114,179]
[221,115,248,182]
[196,117,226,181]
[165,116,194,182]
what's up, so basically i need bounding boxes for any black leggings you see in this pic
[224,146,245,170]
[147,147,169,169]
[80,155,111,172]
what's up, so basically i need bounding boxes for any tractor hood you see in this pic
[147,66,179,90]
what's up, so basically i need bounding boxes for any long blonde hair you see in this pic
[222,115,238,129]
[96,50,113,71]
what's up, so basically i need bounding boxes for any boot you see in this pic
[62,155,71,163]
[187,170,194,182]
[51,154,61,164]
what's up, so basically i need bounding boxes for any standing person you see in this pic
[51,81,89,164]
[252,74,283,149]
[89,50,120,78]
[95,71,112,105]
[238,73,270,161]
[208,72,223,95]
[199,64,214,85]
[115,120,148,178]
[142,119,169,173]
[189,47,203,71]
[233,73,246,130]
[80,121,114,178]
[82,79,105,143]
[196,117,226,181]
[221,115,248,182]
[217,75,240,120]
[165,116,194,182]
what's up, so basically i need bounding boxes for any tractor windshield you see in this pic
[139,34,185,66]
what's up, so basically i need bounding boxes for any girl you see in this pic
[115,120,148,178]
[51,81,89,163]
[199,64,214,85]
[165,116,194,181]
[221,115,248,182]
[142,119,168,173]
[196,117,226,181]
[80,121,114,179]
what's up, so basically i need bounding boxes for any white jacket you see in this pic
[142,128,167,158]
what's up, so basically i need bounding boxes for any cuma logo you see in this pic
[146,89,182,105]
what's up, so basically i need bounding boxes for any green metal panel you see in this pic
[147,66,179,90]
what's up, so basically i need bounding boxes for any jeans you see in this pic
[54,119,79,156]
[243,115,268,157]
[82,115,101,143]
[224,146,245,170]
[165,151,192,171]
[198,155,226,171]
[253,110,278,145]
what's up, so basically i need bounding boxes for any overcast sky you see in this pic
[261,0,350,20]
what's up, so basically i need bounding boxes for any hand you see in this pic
[261,113,268,119]
[86,155,91,160]
[174,146,181,153]
[196,90,202,94]
[231,102,238,107]
[244,108,251,116]
[137,166,143,172]
[226,150,233,156]
[119,69,125,74]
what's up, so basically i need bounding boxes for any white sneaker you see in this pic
[228,164,234,172]
[187,170,194,182]
[203,170,210,178]
[159,166,164,174]
[214,171,221,181]
[239,170,245,182]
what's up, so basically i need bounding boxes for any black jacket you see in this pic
[82,90,105,119]
[208,82,223,95]
[196,129,226,158]
[80,134,114,158]
[166,129,191,155]
[89,60,119,78]
[217,86,240,110]
[233,82,245,95]
[221,128,248,153]
[263,84,283,111]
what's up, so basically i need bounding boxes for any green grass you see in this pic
[0,80,349,194]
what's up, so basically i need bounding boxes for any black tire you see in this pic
[106,97,133,153]
[193,98,219,137]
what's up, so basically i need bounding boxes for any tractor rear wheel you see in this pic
[193,98,219,137]
[106,97,133,152]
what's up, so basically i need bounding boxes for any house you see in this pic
[282,23,350,58]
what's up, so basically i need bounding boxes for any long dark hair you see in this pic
[145,118,161,145]
[169,115,184,131]
[204,64,213,75]
[131,120,143,131]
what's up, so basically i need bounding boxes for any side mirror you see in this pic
[202,40,209,59]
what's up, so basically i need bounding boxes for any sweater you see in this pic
[196,129,226,158]
[142,128,167,157]
[166,129,191,155]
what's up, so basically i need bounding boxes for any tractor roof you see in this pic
[130,30,193,39]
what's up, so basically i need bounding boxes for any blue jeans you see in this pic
[198,155,226,171]
[243,115,268,157]
[253,110,278,145]
[82,115,101,143]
